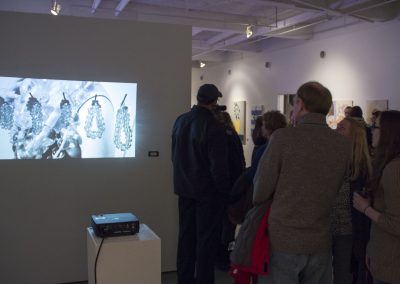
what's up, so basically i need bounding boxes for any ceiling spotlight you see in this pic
[50,0,61,16]
[246,25,254,38]
[200,61,206,68]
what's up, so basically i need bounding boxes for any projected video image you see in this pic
[0,77,136,159]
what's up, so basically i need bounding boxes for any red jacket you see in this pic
[230,207,270,284]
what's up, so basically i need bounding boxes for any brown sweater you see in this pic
[253,113,351,254]
[367,158,400,284]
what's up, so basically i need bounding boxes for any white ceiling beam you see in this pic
[114,0,130,16]
[267,32,313,40]
[91,0,102,14]
[347,0,398,14]
[263,10,322,31]
[336,0,378,10]
[192,10,323,59]
[207,31,237,45]
[291,0,375,22]
[235,0,320,11]
[118,3,271,30]
[192,27,204,36]
[192,52,227,63]
[193,33,253,59]
[346,0,399,21]
[71,2,312,33]
[192,40,212,50]
[134,13,251,33]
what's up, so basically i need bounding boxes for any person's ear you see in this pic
[298,97,306,113]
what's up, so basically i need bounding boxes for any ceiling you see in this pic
[1,0,399,65]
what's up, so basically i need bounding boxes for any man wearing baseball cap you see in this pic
[172,84,230,284]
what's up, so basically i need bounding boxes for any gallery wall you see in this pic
[192,19,400,164]
[0,11,191,284]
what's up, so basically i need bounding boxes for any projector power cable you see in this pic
[94,237,105,284]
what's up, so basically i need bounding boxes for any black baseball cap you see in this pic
[197,84,222,104]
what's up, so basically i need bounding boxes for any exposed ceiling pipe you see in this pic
[192,16,326,60]
[91,0,102,14]
[235,0,318,10]
[115,0,130,16]
[291,0,375,22]
[191,10,322,58]
[107,3,267,30]
[347,0,398,14]
[336,0,374,10]
[248,18,329,45]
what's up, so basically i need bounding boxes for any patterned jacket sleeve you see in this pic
[331,177,352,236]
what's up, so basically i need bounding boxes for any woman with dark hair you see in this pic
[353,110,400,284]
[351,105,373,148]
[214,111,245,270]
[247,111,287,181]
[370,110,381,128]
[251,116,267,163]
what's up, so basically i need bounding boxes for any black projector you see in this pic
[91,212,139,238]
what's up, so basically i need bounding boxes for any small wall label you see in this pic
[148,151,159,157]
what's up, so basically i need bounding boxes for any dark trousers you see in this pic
[373,280,389,284]
[333,235,353,284]
[177,196,224,284]
[352,242,373,284]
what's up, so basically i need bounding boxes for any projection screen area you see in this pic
[0,76,137,159]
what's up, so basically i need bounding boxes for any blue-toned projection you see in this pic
[0,77,137,159]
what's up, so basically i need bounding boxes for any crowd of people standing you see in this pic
[171,82,400,284]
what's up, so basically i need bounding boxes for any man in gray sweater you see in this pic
[254,81,351,284]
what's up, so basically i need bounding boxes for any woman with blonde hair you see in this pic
[353,110,400,284]
[337,117,372,181]
[335,117,372,284]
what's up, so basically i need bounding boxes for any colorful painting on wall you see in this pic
[231,101,246,144]
[326,100,353,129]
[365,100,388,124]
[250,105,264,131]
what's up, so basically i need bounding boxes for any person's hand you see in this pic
[353,192,370,213]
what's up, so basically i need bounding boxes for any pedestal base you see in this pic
[87,224,161,284]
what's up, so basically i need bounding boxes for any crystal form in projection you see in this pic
[84,96,105,139]
[114,105,132,151]
[0,97,14,130]
[60,93,72,127]
[27,93,43,135]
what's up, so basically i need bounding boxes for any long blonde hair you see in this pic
[343,118,372,181]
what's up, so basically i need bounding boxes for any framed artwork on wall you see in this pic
[250,105,264,131]
[283,94,296,123]
[230,101,246,144]
[327,100,353,129]
[365,100,388,124]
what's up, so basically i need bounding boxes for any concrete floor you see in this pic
[162,269,233,284]
[68,268,233,284]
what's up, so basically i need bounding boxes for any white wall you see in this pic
[0,12,191,284]
[192,19,400,164]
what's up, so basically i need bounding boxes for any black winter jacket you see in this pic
[172,105,230,199]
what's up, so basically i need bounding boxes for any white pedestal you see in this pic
[87,224,161,284]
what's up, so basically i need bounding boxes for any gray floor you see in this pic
[68,268,233,284]
[162,269,232,284]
